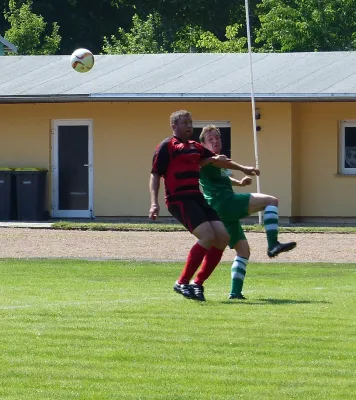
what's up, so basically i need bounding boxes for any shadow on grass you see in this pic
[221,298,332,305]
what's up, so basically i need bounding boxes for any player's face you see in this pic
[173,115,193,141]
[204,130,222,153]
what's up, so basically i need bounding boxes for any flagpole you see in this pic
[245,0,262,224]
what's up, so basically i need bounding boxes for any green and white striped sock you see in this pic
[264,205,279,250]
[230,256,249,296]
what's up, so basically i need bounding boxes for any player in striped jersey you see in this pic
[149,110,259,301]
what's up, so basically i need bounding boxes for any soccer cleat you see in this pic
[267,241,297,258]
[190,283,206,302]
[228,293,247,300]
[173,281,194,299]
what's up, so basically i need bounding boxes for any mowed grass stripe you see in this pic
[0,260,354,399]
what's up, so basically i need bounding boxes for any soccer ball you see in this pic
[70,48,94,73]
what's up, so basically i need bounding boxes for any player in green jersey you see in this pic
[199,125,297,299]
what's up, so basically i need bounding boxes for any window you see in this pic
[340,122,356,175]
[192,121,231,158]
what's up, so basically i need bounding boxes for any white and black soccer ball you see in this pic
[70,48,94,73]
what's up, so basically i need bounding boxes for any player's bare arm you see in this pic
[149,173,160,220]
[205,157,260,176]
[230,176,253,187]
[199,154,230,168]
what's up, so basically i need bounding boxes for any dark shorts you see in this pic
[168,195,221,233]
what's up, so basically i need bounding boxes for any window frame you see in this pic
[193,121,231,129]
[339,121,356,175]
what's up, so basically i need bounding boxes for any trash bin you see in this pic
[0,168,16,221]
[14,168,48,221]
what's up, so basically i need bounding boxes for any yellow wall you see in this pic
[291,103,302,217]
[292,103,356,217]
[1,101,355,218]
[251,103,293,216]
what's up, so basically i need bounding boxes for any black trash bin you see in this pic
[14,168,48,221]
[0,168,16,221]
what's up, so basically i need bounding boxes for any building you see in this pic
[0,52,356,222]
[0,35,17,55]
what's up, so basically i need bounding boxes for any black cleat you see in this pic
[267,241,297,258]
[190,283,206,302]
[173,282,194,299]
[228,293,247,300]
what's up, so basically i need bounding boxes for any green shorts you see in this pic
[215,193,251,249]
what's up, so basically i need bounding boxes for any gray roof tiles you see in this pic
[1,52,356,102]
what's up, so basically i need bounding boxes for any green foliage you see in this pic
[28,0,134,55]
[4,0,61,55]
[53,220,187,231]
[256,0,356,52]
[196,23,247,53]
[102,12,167,54]
[172,25,205,53]
[52,220,356,234]
[102,13,249,55]
[2,0,356,56]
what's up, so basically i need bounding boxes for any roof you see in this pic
[1,52,356,103]
[0,35,17,54]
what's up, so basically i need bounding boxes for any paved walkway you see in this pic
[1,227,355,263]
[0,221,54,228]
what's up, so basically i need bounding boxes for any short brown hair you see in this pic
[170,110,191,126]
[199,124,221,143]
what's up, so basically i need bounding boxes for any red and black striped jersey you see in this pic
[151,135,215,202]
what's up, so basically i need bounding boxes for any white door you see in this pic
[51,120,94,218]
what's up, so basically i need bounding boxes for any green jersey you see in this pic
[200,163,251,248]
[199,164,234,210]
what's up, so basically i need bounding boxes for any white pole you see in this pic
[245,0,262,224]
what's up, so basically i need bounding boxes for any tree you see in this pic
[171,25,205,53]
[102,13,167,54]
[29,0,134,55]
[132,0,259,43]
[195,24,247,53]
[102,0,260,54]
[4,0,61,54]
[256,0,356,52]
[102,13,249,55]
[1,0,260,55]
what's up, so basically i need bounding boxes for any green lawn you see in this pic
[0,260,355,399]
[52,220,356,234]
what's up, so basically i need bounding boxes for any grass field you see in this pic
[0,259,355,399]
[53,220,356,233]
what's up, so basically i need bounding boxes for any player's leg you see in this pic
[223,221,250,299]
[229,239,250,299]
[191,199,230,301]
[248,193,296,258]
[168,199,214,299]
[193,220,229,297]
[194,194,250,300]
[248,193,279,249]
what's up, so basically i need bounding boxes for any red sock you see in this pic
[178,243,208,284]
[194,246,224,285]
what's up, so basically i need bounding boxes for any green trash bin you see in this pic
[0,167,16,221]
[14,168,48,221]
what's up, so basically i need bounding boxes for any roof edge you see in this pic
[0,35,18,53]
[90,93,356,101]
[1,93,356,104]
